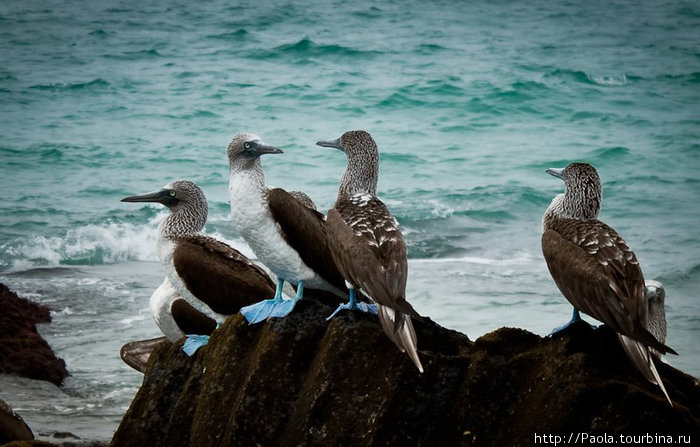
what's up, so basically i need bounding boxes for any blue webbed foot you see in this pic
[267,280,305,319]
[241,298,284,324]
[326,288,378,320]
[241,278,287,324]
[182,334,210,356]
[266,297,300,319]
[549,308,596,335]
[241,279,305,323]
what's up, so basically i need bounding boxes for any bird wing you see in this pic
[327,198,418,318]
[267,188,346,291]
[173,235,275,315]
[119,337,168,373]
[542,219,674,354]
[170,298,217,336]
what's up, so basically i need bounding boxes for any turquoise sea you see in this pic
[1,0,698,441]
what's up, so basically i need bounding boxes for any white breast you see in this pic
[228,172,315,285]
[149,277,185,341]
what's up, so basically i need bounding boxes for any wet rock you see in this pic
[111,296,699,447]
[0,397,33,444]
[0,284,68,386]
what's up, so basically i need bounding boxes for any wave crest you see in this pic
[0,219,162,272]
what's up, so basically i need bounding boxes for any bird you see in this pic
[317,130,424,372]
[644,280,667,352]
[226,132,368,324]
[119,276,219,371]
[121,179,275,354]
[541,162,676,405]
[618,279,670,391]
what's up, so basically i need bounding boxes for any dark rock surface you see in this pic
[0,397,33,444]
[1,441,107,447]
[0,284,68,386]
[111,296,699,447]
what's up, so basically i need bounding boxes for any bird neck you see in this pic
[229,158,267,191]
[159,205,207,240]
[544,181,601,226]
[338,152,378,201]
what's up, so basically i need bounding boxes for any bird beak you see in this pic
[121,189,174,206]
[243,140,283,158]
[546,168,564,180]
[316,137,343,151]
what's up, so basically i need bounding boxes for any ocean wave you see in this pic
[585,73,628,86]
[205,29,249,41]
[0,212,259,273]
[412,252,534,266]
[544,68,633,87]
[375,92,428,108]
[249,38,382,60]
[589,146,631,161]
[0,218,161,272]
[658,71,700,84]
[103,49,163,60]
[351,6,384,19]
[89,29,112,38]
[29,79,110,92]
[414,43,449,54]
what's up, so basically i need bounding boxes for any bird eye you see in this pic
[169,190,176,197]
[244,142,251,149]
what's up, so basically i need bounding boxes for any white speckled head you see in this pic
[122,179,208,238]
[226,132,283,171]
[317,130,379,198]
[545,162,602,221]
[645,279,667,347]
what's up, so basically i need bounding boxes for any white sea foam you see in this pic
[1,216,162,271]
[411,252,534,266]
[586,73,628,86]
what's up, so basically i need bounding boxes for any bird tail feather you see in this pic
[377,305,424,373]
[618,333,672,407]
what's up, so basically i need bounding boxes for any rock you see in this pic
[111,296,699,447]
[1,441,107,447]
[0,284,68,386]
[0,397,33,444]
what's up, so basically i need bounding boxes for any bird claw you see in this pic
[182,334,210,356]
[326,301,378,320]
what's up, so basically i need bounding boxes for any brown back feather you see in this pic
[170,298,217,335]
[542,219,675,355]
[267,188,347,292]
[173,235,275,315]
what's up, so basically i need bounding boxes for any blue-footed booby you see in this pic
[643,280,667,352]
[542,162,676,405]
[226,133,364,324]
[122,179,275,354]
[317,130,424,373]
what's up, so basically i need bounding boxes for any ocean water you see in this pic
[1,0,698,441]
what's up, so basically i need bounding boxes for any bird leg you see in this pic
[327,287,378,320]
[266,280,304,319]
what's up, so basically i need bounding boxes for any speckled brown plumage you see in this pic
[542,162,676,405]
